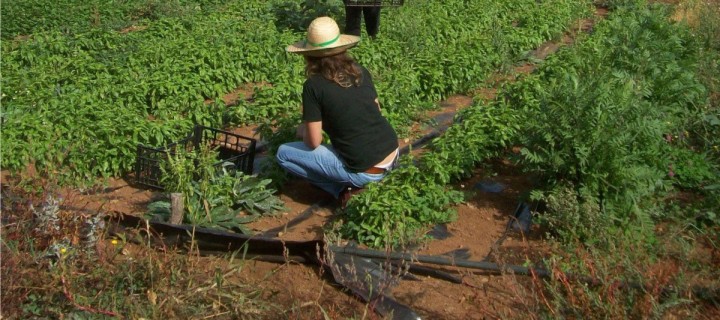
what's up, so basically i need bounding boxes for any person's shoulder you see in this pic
[304,74,324,86]
[356,63,370,73]
[305,74,322,82]
[355,64,372,78]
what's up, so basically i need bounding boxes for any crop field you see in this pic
[2,0,719,318]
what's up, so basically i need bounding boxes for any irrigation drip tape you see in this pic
[248,108,457,176]
[395,262,463,284]
[251,120,449,175]
[107,211,559,278]
[107,211,551,277]
[327,246,720,303]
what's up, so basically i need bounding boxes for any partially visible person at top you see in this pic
[343,1,381,39]
[276,16,399,206]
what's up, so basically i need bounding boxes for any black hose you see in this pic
[405,263,463,284]
[107,212,324,264]
[329,245,551,278]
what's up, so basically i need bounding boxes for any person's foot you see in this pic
[339,186,364,209]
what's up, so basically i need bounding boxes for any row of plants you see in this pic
[2,0,591,185]
[340,103,520,247]
[689,0,720,158]
[2,1,297,182]
[1,0,229,39]
[526,2,720,318]
[345,0,594,128]
[340,0,719,248]
[260,0,594,247]
[505,0,718,244]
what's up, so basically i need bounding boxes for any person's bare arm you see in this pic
[299,121,323,149]
[375,98,380,111]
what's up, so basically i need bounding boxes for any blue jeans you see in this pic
[276,141,387,198]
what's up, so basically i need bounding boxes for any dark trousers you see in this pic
[344,6,381,38]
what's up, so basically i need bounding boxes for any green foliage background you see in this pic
[503,1,717,243]
[1,0,591,184]
[3,0,716,248]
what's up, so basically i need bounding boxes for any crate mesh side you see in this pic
[135,126,257,190]
[135,145,168,189]
[197,126,256,174]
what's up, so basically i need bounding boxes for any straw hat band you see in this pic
[305,34,341,48]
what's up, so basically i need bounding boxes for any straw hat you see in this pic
[286,17,360,57]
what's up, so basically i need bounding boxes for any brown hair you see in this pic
[304,52,362,88]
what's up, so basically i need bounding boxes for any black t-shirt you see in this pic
[302,65,398,172]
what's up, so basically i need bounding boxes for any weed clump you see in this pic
[1,177,277,318]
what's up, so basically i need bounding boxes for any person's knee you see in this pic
[276,144,291,163]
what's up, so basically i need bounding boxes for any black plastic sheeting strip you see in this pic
[108,212,324,264]
[107,212,421,319]
[399,111,457,156]
[426,223,452,240]
[329,253,422,320]
[399,129,443,156]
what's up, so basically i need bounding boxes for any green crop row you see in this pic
[501,0,717,244]
[1,0,229,39]
[340,0,719,248]
[350,0,593,124]
[2,0,590,185]
[341,102,520,248]
[2,2,298,182]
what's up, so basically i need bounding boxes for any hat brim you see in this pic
[286,34,360,57]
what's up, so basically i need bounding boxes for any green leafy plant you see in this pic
[2,0,591,185]
[149,144,285,233]
[340,101,519,248]
[271,0,343,32]
[531,183,608,244]
[502,1,713,243]
[340,155,463,248]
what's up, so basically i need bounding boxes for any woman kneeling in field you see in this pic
[276,17,399,207]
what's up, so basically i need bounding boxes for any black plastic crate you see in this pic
[134,125,256,190]
[344,0,404,7]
